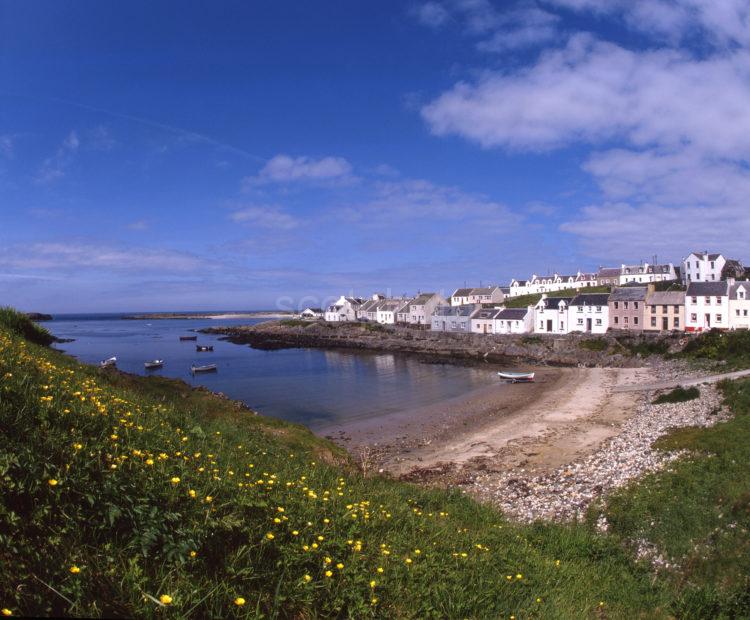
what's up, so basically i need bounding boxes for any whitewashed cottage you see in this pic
[685,281,730,331]
[494,307,534,334]
[568,293,610,334]
[534,296,571,334]
[729,281,750,330]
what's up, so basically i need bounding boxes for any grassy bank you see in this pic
[504,286,611,309]
[1,318,749,618]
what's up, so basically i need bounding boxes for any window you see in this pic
[692,296,698,304]
[710,261,715,268]
[651,317,657,327]
[539,321,544,329]
[744,310,749,317]
[595,319,602,326]
[624,316,629,324]
[705,297,711,304]
[634,302,639,309]
[650,306,656,313]
[674,317,679,327]
[614,316,619,325]
[716,314,722,323]
[634,317,639,325]
[673,305,679,312]
[624,301,629,309]
[577,307,582,313]
[662,305,668,312]
[614,301,619,309]
[577,318,583,325]
[736,310,740,316]
[691,313,697,321]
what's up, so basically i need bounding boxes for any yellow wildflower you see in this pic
[48,479,58,486]
[145,459,154,466]
[69,565,81,574]
[159,594,173,605]
[170,477,180,485]
[324,570,333,578]
[265,532,275,540]
[370,580,376,588]
[1,609,11,617]
[190,551,197,558]
[188,489,196,498]
[234,597,246,607]
[336,563,344,569]
[303,574,312,582]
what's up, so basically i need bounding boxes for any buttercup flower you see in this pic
[234,597,246,606]
[159,594,173,605]
[69,565,81,574]
[48,479,58,486]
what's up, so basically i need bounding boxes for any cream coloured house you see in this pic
[730,281,750,329]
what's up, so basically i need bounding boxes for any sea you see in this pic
[46,313,499,433]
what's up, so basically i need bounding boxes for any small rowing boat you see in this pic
[196,345,213,352]
[99,356,117,368]
[191,363,217,374]
[144,359,164,370]
[179,335,198,341]
[498,371,535,383]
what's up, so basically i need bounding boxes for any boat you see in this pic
[498,371,535,383]
[144,359,164,370]
[191,363,217,374]
[179,335,198,341]
[196,345,213,352]
[99,356,117,368]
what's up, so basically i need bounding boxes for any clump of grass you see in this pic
[678,330,750,370]
[578,337,609,352]
[652,385,701,404]
[0,307,55,346]
[0,319,673,618]
[361,322,386,332]
[504,286,611,308]
[604,378,750,618]
[616,336,671,357]
[520,335,542,345]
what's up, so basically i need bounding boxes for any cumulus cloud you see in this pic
[229,205,300,230]
[244,154,354,187]
[412,1,451,28]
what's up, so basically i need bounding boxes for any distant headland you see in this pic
[121,311,294,320]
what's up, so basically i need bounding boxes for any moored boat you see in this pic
[497,371,535,383]
[99,356,117,368]
[191,363,217,374]
[144,359,164,369]
[196,345,213,352]
[179,335,198,341]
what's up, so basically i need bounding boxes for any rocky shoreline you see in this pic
[201,320,682,368]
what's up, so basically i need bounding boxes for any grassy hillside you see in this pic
[503,286,611,308]
[1,317,749,617]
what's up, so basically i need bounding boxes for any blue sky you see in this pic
[1,0,749,312]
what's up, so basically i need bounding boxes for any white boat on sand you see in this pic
[498,371,535,383]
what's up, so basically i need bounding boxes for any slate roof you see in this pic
[497,308,530,321]
[451,288,473,298]
[470,286,501,295]
[433,304,477,317]
[609,287,648,302]
[730,281,750,300]
[411,293,435,305]
[647,291,685,305]
[570,293,611,307]
[690,252,722,261]
[473,308,503,320]
[537,296,569,309]
[686,281,729,296]
[597,267,621,278]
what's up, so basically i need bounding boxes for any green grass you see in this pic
[677,330,750,370]
[651,386,700,404]
[578,337,609,352]
[504,285,611,308]
[3,316,750,618]
[615,336,671,357]
[604,379,750,618]
[520,335,543,345]
[0,307,55,346]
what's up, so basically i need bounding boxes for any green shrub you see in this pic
[579,338,608,352]
[520,335,542,345]
[616,336,670,357]
[652,385,700,404]
[0,307,55,346]
[678,330,750,369]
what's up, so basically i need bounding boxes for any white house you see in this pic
[619,263,678,285]
[450,286,504,306]
[568,293,610,334]
[534,296,571,334]
[376,299,408,325]
[324,296,363,322]
[300,307,323,320]
[405,292,448,325]
[685,281,730,331]
[509,271,599,297]
[508,279,530,297]
[729,281,750,330]
[682,252,727,285]
[471,308,502,334]
[494,307,534,334]
[356,294,386,321]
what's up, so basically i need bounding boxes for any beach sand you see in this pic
[323,366,649,482]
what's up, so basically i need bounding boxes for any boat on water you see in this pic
[196,345,213,352]
[498,371,535,383]
[191,363,217,374]
[179,335,198,341]
[99,356,117,368]
[144,359,164,370]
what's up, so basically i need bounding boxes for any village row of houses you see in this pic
[316,279,750,335]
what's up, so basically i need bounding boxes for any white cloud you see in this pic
[244,154,353,187]
[229,205,299,230]
[413,2,451,28]
[0,136,13,159]
[0,242,208,273]
[35,130,80,184]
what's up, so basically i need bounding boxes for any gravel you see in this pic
[467,375,730,523]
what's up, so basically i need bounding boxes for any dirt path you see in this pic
[613,367,750,393]
[382,366,649,479]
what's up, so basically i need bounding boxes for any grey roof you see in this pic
[303,307,323,313]
[512,280,528,286]
[411,293,435,305]
[497,308,530,321]
[451,288,473,298]
[690,251,722,261]
[609,287,648,302]
[358,299,380,312]
[470,286,501,295]
[473,308,503,320]
[570,293,611,306]
[433,304,477,317]
[647,291,685,305]
[730,281,750,299]
[500,287,511,294]
[598,267,621,278]
[344,297,364,306]
[686,281,729,296]
[537,296,569,309]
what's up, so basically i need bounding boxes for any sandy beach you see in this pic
[324,365,650,482]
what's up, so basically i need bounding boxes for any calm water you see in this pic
[47,314,498,432]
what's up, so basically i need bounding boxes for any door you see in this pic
[662,316,669,330]
[483,323,488,334]
[586,318,592,332]
[546,319,552,332]
[705,313,711,328]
